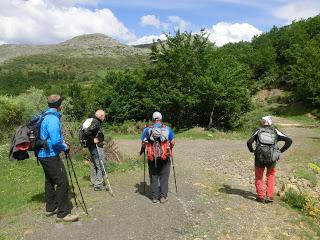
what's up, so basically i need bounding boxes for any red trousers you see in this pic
[255,167,276,199]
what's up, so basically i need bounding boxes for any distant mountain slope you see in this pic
[0,33,149,63]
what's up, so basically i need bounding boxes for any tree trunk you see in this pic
[207,106,214,129]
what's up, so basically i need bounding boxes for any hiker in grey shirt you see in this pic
[82,110,107,191]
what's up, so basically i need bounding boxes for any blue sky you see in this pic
[0,0,319,46]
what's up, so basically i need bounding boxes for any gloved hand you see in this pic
[64,142,71,153]
[139,145,146,156]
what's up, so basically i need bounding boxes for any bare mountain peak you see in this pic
[60,33,121,47]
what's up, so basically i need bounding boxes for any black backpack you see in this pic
[27,112,54,151]
[255,127,281,165]
[9,112,54,160]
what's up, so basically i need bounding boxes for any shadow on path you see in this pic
[219,184,256,201]
[134,181,151,199]
[30,192,45,203]
[308,137,320,140]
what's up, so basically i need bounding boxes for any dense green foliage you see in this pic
[220,16,320,110]
[0,89,46,142]
[72,31,251,129]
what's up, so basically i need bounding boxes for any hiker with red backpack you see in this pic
[141,112,175,203]
[247,116,292,203]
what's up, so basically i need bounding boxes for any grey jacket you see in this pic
[9,126,30,160]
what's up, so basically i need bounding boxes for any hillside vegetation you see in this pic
[0,34,149,94]
[0,16,319,139]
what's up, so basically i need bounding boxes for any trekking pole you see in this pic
[96,144,114,197]
[143,150,146,193]
[170,149,178,194]
[64,152,79,209]
[66,152,88,214]
[139,144,146,194]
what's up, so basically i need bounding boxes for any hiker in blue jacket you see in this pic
[37,95,78,222]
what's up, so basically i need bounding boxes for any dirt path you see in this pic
[16,119,320,239]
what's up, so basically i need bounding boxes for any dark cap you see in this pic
[47,94,63,108]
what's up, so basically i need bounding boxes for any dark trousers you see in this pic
[148,158,171,200]
[38,156,71,218]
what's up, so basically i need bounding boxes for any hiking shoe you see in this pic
[94,186,105,191]
[265,197,274,203]
[152,199,159,203]
[45,209,57,217]
[256,197,265,203]
[56,214,79,222]
[160,197,168,204]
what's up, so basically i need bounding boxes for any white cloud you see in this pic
[273,0,320,23]
[141,15,161,28]
[168,16,190,31]
[208,22,262,47]
[0,0,136,44]
[128,34,167,45]
[140,14,190,31]
[48,0,100,7]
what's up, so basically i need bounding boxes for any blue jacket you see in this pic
[37,108,68,158]
[141,123,174,142]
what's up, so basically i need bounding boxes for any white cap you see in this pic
[262,116,272,126]
[152,111,162,120]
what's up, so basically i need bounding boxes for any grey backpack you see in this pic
[255,128,281,164]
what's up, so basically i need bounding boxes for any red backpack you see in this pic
[146,124,170,161]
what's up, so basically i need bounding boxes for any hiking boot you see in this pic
[160,197,168,204]
[152,199,159,203]
[256,197,265,203]
[45,208,57,217]
[265,196,274,203]
[94,185,105,191]
[56,214,79,222]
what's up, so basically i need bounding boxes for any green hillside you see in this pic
[0,34,149,94]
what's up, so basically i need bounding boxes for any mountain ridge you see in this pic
[0,33,149,63]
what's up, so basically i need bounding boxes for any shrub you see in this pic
[304,193,320,219]
[0,88,46,143]
[106,120,146,135]
[232,106,272,134]
[284,189,307,210]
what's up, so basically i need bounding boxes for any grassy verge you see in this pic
[175,127,248,140]
[0,144,142,218]
[281,191,320,238]
[294,168,317,187]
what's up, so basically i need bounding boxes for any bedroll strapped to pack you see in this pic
[78,118,94,148]
[9,112,54,160]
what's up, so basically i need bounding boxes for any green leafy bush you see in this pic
[284,189,307,210]
[0,88,46,143]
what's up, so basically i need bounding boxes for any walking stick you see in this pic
[65,152,88,214]
[96,144,114,197]
[64,152,79,209]
[143,150,146,193]
[139,144,146,194]
[170,149,178,194]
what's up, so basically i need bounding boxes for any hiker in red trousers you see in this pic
[247,116,292,203]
